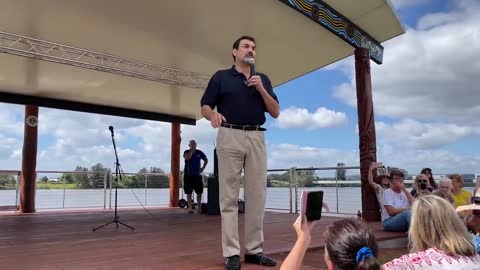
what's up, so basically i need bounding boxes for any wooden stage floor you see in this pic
[0,208,406,269]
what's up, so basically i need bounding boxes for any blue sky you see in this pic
[1,0,479,177]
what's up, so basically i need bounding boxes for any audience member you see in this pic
[433,177,455,204]
[384,195,480,269]
[450,173,473,219]
[280,217,381,270]
[410,174,433,198]
[420,167,437,189]
[381,170,414,232]
[457,190,480,254]
[368,162,390,207]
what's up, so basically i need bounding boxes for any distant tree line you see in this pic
[56,163,170,189]
[0,175,16,190]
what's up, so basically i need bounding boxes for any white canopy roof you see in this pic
[0,0,404,124]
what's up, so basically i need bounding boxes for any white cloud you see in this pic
[0,104,24,136]
[274,107,348,130]
[376,119,480,149]
[332,0,480,126]
[377,144,480,175]
[267,143,480,176]
[32,112,218,173]
[1,104,479,175]
[389,0,430,9]
[267,143,359,177]
[0,104,218,173]
[0,133,22,169]
[417,11,459,30]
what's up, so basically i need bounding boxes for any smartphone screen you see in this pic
[306,191,324,221]
[376,166,386,176]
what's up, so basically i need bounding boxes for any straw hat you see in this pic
[456,189,480,212]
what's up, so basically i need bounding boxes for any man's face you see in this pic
[233,39,256,64]
[391,175,404,189]
[438,182,452,195]
[189,140,197,149]
[416,175,429,188]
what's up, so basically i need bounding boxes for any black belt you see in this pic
[221,123,266,131]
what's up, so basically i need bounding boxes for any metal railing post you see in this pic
[15,171,20,209]
[109,172,113,209]
[289,168,293,213]
[144,175,148,206]
[294,167,298,214]
[103,171,108,209]
[335,167,339,213]
[62,175,67,208]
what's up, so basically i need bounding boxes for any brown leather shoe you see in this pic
[244,252,276,266]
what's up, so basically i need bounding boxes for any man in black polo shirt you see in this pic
[200,36,280,270]
[183,139,208,214]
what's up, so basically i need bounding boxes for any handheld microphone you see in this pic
[109,126,114,135]
[244,57,256,78]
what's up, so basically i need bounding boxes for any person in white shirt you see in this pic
[381,170,415,232]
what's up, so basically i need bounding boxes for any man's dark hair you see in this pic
[390,170,405,179]
[232,35,256,61]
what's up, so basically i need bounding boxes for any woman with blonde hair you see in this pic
[384,195,480,269]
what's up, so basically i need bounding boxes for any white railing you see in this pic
[1,167,477,214]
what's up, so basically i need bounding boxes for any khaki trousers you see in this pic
[216,127,267,257]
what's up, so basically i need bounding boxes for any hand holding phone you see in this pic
[293,215,317,241]
[301,190,324,221]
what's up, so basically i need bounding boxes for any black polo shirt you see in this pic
[200,66,279,126]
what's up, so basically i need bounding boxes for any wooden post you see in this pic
[169,122,181,207]
[355,48,380,222]
[20,105,39,213]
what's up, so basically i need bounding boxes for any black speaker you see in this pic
[238,199,245,214]
[207,176,220,215]
[213,148,218,177]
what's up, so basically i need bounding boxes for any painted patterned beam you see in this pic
[279,0,384,64]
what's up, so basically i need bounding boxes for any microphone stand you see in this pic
[93,126,135,231]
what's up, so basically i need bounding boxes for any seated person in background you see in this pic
[383,195,480,269]
[456,190,480,255]
[421,167,438,189]
[410,174,433,198]
[280,217,381,270]
[433,177,455,205]
[381,170,414,232]
[368,162,390,206]
[450,173,472,219]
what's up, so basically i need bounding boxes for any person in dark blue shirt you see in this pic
[183,139,208,214]
[200,35,279,270]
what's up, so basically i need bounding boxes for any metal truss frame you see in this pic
[0,31,210,89]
